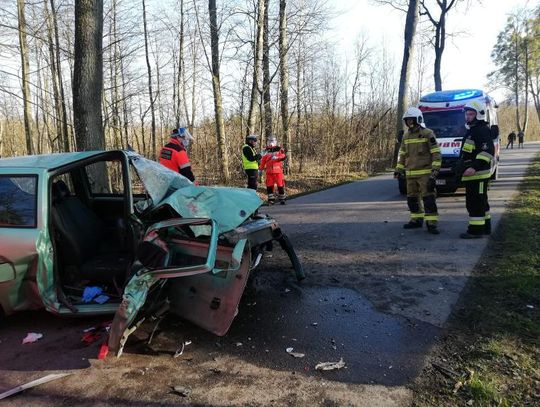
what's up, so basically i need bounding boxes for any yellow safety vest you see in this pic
[242,144,259,170]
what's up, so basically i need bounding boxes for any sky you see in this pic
[329,0,534,102]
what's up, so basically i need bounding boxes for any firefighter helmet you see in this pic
[402,107,426,128]
[463,101,487,122]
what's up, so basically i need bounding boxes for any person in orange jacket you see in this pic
[158,127,196,182]
[259,136,287,205]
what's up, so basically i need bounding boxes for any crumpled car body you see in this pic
[0,150,303,356]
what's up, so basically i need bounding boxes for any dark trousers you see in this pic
[465,180,490,235]
[245,169,258,190]
[506,140,514,149]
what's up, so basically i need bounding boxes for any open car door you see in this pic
[108,217,252,357]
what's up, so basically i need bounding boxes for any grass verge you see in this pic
[412,154,540,406]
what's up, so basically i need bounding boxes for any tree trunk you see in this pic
[209,0,230,183]
[175,0,185,128]
[246,0,265,136]
[50,0,70,152]
[17,0,35,155]
[73,0,104,151]
[262,0,272,142]
[393,0,419,167]
[392,0,419,166]
[142,0,157,158]
[279,0,291,171]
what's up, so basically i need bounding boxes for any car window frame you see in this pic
[0,173,39,229]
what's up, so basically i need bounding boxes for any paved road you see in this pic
[0,142,538,406]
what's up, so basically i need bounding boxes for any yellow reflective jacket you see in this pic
[396,126,441,177]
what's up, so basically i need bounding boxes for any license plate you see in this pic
[435,179,446,186]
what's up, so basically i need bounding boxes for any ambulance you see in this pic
[397,89,500,194]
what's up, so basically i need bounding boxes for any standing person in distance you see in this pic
[159,127,196,182]
[242,134,262,190]
[259,136,287,205]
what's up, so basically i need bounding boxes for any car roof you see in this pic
[0,151,117,171]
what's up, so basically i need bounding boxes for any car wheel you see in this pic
[398,177,407,195]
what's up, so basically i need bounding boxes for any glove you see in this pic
[431,169,439,178]
[394,169,404,179]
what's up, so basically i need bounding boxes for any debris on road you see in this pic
[0,373,72,400]
[173,340,192,358]
[315,358,346,371]
[286,347,305,358]
[172,385,192,397]
[21,333,43,344]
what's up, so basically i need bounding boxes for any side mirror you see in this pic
[137,218,218,278]
[0,256,16,283]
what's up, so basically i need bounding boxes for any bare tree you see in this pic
[279,0,290,170]
[395,0,419,164]
[17,0,35,155]
[142,0,157,158]
[420,0,462,91]
[208,0,230,182]
[247,0,265,136]
[262,0,272,141]
[73,0,105,151]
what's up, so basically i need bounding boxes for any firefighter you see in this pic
[242,134,262,190]
[159,127,195,182]
[259,136,287,205]
[395,107,441,234]
[459,101,495,239]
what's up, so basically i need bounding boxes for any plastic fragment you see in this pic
[172,385,192,397]
[22,333,43,344]
[315,358,346,371]
[286,347,305,358]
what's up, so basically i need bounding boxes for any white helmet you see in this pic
[267,136,278,147]
[463,101,487,122]
[402,107,425,128]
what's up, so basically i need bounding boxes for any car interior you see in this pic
[49,159,137,305]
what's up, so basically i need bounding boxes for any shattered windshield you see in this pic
[127,151,192,206]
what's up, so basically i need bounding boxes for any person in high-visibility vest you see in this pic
[459,101,495,238]
[159,127,195,182]
[259,136,287,205]
[395,107,441,234]
[242,134,262,190]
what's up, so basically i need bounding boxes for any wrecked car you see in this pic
[0,150,303,356]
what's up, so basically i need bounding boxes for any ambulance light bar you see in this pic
[420,89,483,103]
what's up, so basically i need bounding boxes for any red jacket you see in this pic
[159,138,195,181]
[260,147,286,174]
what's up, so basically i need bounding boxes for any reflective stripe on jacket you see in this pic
[459,121,495,182]
[396,126,441,177]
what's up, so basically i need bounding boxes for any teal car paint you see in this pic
[0,150,304,357]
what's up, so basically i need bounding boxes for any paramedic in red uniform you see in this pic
[159,127,195,182]
[259,136,287,205]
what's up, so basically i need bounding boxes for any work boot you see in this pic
[459,232,484,239]
[427,224,440,235]
[403,220,423,229]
